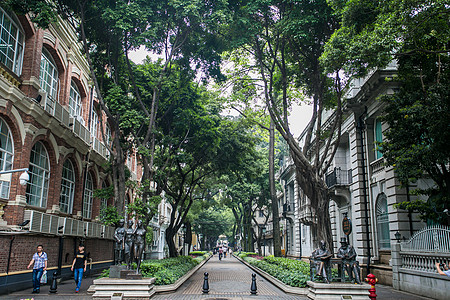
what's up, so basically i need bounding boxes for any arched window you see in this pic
[83,172,93,219]
[39,48,59,114]
[59,159,75,214]
[0,8,24,75]
[26,142,50,207]
[376,193,390,250]
[69,81,82,118]
[0,118,14,199]
[374,119,383,160]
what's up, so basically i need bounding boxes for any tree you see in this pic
[227,0,342,247]
[322,0,450,224]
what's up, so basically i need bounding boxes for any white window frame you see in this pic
[90,109,98,138]
[26,142,50,208]
[105,123,111,145]
[59,159,75,214]
[69,81,82,118]
[39,48,59,114]
[0,8,24,75]
[0,118,13,199]
[83,172,94,219]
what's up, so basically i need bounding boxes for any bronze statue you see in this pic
[133,220,146,274]
[124,220,135,270]
[337,237,361,284]
[311,240,332,283]
[114,219,125,265]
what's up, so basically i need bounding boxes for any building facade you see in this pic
[265,63,432,286]
[0,7,116,293]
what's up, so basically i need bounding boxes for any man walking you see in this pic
[71,244,87,293]
[27,244,48,294]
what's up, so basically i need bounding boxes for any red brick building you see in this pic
[0,7,118,293]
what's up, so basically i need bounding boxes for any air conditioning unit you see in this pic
[86,222,102,238]
[23,210,58,234]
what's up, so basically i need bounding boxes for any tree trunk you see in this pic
[165,228,178,257]
[269,119,282,256]
[185,221,192,254]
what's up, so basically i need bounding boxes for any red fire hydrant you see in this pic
[365,273,378,300]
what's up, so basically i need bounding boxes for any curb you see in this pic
[154,254,212,294]
[233,254,308,296]
[88,254,212,295]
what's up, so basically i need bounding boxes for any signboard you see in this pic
[342,216,352,236]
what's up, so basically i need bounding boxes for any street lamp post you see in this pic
[262,226,266,257]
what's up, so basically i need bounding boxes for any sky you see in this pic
[128,46,313,138]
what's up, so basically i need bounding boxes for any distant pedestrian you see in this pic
[71,244,87,293]
[27,244,48,294]
[219,246,223,260]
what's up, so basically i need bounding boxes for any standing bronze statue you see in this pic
[124,220,135,270]
[133,220,146,274]
[311,240,332,283]
[337,237,361,284]
[113,219,125,265]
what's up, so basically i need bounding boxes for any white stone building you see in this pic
[269,63,436,285]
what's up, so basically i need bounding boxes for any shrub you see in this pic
[140,256,200,285]
[243,256,310,287]
[97,268,110,279]
[189,251,207,256]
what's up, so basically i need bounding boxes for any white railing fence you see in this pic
[401,224,450,253]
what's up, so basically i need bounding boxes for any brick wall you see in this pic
[0,235,113,274]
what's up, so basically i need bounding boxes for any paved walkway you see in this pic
[152,255,304,300]
[0,255,434,300]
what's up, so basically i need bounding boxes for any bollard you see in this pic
[365,273,378,300]
[49,271,58,293]
[250,273,257,295]
[202,272,209,294]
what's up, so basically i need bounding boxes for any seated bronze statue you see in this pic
[337,237,361,284]
[311,240,332,283]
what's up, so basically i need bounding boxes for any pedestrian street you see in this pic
[152,254,304,300]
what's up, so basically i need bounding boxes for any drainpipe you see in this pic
[57,235,64,277]
[299,221,302,259]
[6,235,15,274]
[357,111,371,275]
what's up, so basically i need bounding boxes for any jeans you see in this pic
[74,268,84,290]
[32,268,44,291]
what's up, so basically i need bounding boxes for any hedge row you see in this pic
[243,255,310,287]
[140,255,205,285]
[98,255,208,285]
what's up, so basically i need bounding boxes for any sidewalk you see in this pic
[0,256,435,300]
[0,275,95,300]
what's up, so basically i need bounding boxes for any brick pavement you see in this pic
[152,255,305,300]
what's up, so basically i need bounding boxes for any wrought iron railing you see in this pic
[325,167,352,188]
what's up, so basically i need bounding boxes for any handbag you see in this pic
[40,270,47,284]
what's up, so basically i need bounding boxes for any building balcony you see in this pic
[325,167,352,188]
[370,157,385,175]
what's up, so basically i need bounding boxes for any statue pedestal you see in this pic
[307,281,370,300]
[109,265,127,278]
[120,270,143,280]
[91,278,155,300]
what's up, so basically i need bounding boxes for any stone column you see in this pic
[391,243,401,290]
